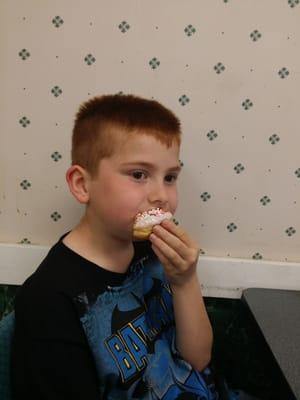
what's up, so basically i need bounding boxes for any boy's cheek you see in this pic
[170,200,178,217]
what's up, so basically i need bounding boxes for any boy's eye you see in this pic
[165,174,178,183]
[131,171,147,180]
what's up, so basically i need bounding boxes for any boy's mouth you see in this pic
[132,208,173,240]
[135,207,164,219]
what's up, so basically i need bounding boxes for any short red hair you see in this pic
[71,94,181,177]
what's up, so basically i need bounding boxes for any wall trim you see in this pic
[1,243,300,298]
[198,255,300,298]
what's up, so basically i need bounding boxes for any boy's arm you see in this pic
[170,275,213,371]
[149,220,213,371]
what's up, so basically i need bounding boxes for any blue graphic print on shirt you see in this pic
[76,254,218,399]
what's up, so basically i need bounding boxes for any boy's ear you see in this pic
[65,165,90,204]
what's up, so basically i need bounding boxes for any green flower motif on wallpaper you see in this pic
[51,86,62,97]
[278,67,289,79]
[260,196,271,206]
[18,49,30,60]
[227,223,237,232]
[118,21,130,33]
[200,192,211,202]
[269,134,280,144]
[172,218,179,226]
[20,180,31,190]
[234,163,245,174]
[84,54,96,65]
[51,212,61,222]
[252,253,263,260]
[19,238,31,244]
[51,151,62,162]
[52,16,64,28]
[288,0,299,8]
[149,57,160,69]
[285,227,296,236]
[19,116,30,127]
[214,62,225,74]
[250,30,262,42]
[295,168,300,178]
[207,130,218,141]
[184,24,196,37]
[178,95,190,106]
[242,99,253,110]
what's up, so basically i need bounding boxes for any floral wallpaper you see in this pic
[0,0,299,262]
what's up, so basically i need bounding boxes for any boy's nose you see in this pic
[148,182,168,208]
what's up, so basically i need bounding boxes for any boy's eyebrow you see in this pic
[120,161,182,172]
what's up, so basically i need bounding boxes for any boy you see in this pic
[12,94,218,399]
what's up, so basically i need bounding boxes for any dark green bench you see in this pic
[204,297,295,399]
[0,285,295,400]
[0,285,18,321]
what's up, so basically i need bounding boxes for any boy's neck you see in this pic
[62,217,135,274]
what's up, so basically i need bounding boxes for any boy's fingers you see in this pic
[159,219,199,249]
[151,227,189,260]
[151,242,172,267]
[151,224,200,265]
[150,235,184,268]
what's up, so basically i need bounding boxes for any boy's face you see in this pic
[86,131,181,241]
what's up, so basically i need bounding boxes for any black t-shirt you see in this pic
[11,234,138,399]
[12,234,218,399]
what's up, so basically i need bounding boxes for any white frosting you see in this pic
[134,209,172,229]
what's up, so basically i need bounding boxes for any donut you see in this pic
[133,208,173,240]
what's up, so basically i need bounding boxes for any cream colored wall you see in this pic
[1,0,299,262]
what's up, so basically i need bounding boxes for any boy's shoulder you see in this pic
[14,235,98,341]
[16,233,101,306]
[21,234,78,289]
[17,236,155,306]
[15,235,76,306]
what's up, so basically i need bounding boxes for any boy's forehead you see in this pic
[99,130,181,172]
[119,143,181,175]
[114,129,180,153]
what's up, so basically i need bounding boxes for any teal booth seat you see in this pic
[0,284,295,400]
[0,312,14,400]
[0,285,18,400]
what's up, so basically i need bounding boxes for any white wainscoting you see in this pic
[1,243,300,298]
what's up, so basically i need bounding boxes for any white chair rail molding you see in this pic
[1,243,300,298]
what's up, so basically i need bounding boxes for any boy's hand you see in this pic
[149,219,200,288]
[149,220,212,371]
